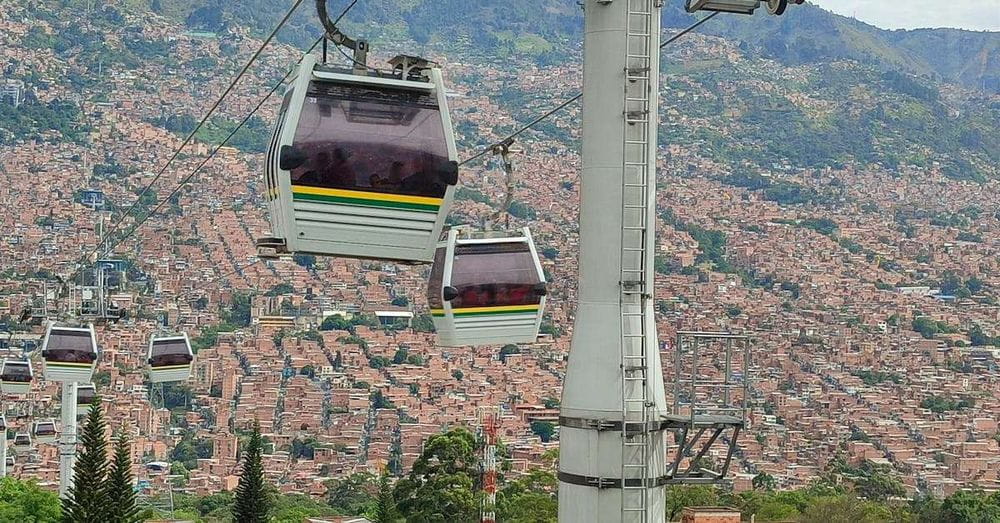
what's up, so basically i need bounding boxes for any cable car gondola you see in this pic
[13,433,31,451]
[148,334,194,383]
[258,53,459,263]
[31,420,57,444]
[76,382,97,407]
[41,323,98,383]
[0,359,33,394]
[427,228,547,347]
[0,414,5,432]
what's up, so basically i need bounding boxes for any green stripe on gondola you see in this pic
[431,306,540,318]
[45,362,94,369]
[452,309,539,317]
[151,364,192,371]
[293,192,441,212]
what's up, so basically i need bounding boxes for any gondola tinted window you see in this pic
[1,362,32,381]
[289,81,451,199]
[44,330,96,363]
[450,242,543,309]
[77,385,97,405]
[150,339,193,366]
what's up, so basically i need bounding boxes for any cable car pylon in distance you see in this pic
[257,51,459,264]
[428,227,547,347]
[0,359,33,394]
[148,333,194,383]
[41,322,98,383]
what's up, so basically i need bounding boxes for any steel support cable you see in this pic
[458,11,719,167]
[101,35,324,257]
[78,0,307,273]
[87,0,360,264]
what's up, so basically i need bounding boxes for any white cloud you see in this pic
[809,0,1000,31]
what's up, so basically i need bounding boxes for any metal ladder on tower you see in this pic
[620,0,656,521]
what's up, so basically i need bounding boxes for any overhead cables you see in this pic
[458,11,720,167]
[77,0,308,272]
[94,0,363,259]
[101,34,325,258]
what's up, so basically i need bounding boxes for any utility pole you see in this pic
[558,1,669,522]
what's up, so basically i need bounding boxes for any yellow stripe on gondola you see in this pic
[45,361,95,368]
[151,364,192,371]
[292,186,443,206]
[432,305,540,317]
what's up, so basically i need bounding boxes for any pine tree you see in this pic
[62,399,109,523]
[232,424,270,523]
[104,431,140,523]
[372,470,397,523]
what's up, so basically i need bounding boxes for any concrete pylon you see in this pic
[558,1,669,522]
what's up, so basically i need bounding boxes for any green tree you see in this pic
[938,490,1000,522]
[0,477,61,522]
[62,400,109,522]
[664,485,719,521]
[292,253,316,269]
[530,421,556,443]
[232,424,271,523]
[497,469,557,522]
[800,495,898,523]
[753,472,777,492]
[499,344,521,363]
[411,313,435,333]
[104,432,140,523]
[371,470,398,523]
[393,428,479,522]
[327,473,377,515]
[321,315,352,332]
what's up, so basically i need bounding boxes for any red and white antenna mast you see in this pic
[478,406,501,523]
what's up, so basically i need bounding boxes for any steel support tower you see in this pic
[559,1,668,521]
[59,381,78,498]
[0,427,7,477]
[478,406,501,523]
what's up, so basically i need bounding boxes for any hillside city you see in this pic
[1,0,999,521]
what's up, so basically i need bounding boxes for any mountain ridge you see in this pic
[123,0,1000,92]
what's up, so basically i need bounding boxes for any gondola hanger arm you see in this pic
[316,0,368,71]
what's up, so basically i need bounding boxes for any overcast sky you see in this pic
[810,0,1000,32]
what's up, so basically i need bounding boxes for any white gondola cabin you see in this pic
[41,323,97,383]
[427,228,547,347]
[31,420,57,444]
[76,383,97,406]
[148,334,194,383]
[13,433,31,451]
[259,54,459,263]
[0,359,33,394]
